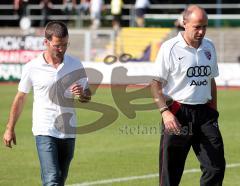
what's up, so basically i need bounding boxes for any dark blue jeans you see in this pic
[35,135,75,186]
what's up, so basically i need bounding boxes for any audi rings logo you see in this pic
[187,65,211,77]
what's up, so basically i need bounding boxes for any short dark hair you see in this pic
[45,21,68,41]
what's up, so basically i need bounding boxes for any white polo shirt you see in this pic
[154,32,219,104]
[18,53,88,138]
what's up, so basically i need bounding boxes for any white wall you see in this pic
[82,62,240,86]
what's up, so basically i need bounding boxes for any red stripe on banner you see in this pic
[0,50,43,64]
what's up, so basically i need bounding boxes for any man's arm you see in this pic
[3,91,28,148]
[151,80,168,109]
[151,79,181,134]
[210,78,217,110]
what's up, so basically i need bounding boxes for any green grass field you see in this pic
[0,84,240,186]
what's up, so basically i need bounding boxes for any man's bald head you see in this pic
[182,5,208,48]
[183,5,208,23]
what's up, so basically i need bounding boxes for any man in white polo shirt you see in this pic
[151,5,225,186]
[3,21,91,185]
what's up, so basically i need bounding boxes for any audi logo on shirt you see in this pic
[186,65,211,77]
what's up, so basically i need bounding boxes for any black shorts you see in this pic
[136,8,146,18]
[113,14,121,22]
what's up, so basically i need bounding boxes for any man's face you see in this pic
[184,12,208,45]
[46,36,69,60]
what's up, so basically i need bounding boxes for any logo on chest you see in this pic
[178,56,184,61]
[204,50,212,60]
[187,65,211,77]
[186,65,211,87]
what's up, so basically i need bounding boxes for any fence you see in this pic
[1,4,240,27]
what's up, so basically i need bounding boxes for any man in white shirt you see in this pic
[90,0,103,29]
[3,21,91,185]
[151,5,225,186]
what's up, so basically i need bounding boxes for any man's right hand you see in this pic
[3,128,16,148]
[162,110,181,135]
[78,88,91,103]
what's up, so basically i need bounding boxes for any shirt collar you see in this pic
[176,32,189,48]
[41,53,66,66]
[177,32,206,50]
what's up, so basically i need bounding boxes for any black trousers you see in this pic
[159,102,225,186]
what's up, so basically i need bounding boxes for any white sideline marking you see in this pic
[67,163,240,186]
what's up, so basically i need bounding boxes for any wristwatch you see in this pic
[160,106,169,114]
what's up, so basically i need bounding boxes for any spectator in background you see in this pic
[62,0,77,25]
[63,0,77,17]
[79,0,90,14]
[90,0,103,29]
[134,0,149,27]
[76,0,91,28]
[111,0,123,31]
[40,0,53,27]
[14,0,29,19]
